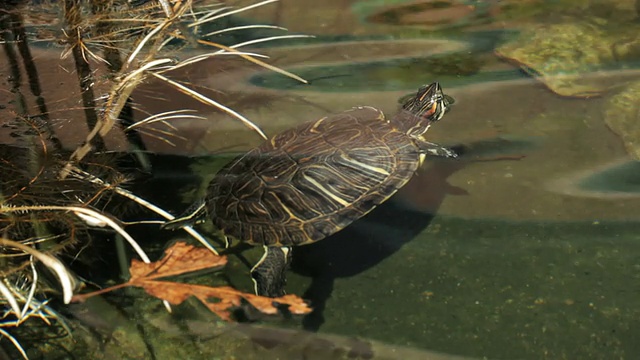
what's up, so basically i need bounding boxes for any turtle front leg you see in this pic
[251,246,292,297]
[416,138,458,159]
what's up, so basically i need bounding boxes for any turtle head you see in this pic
[399,82,448,137]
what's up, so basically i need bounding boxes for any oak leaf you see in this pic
[72,242,311,320]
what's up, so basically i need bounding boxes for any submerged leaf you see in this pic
[142,282,311,321]
[73,242,311,320]
[129,241,227,280]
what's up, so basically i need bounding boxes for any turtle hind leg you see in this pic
[160,199,207,230]
[251,246,292,297]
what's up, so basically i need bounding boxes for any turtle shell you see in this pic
[206,106,422,247]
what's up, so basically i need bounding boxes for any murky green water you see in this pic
[3,0,640,359]
[141,149,640,359]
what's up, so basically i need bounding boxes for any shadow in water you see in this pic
[291,158,468,331]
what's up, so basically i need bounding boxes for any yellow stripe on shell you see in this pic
[303,175,351,207]
[346,157,391,176]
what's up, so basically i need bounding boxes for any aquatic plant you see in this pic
[0,0,308,357]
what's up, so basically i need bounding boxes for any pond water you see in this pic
[2,0,640,359]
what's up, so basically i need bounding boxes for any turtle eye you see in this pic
[401,83,448,136]
[427,95,446,122]
[404,82,446,120]
[420,101,437,118]
[418,91,445,122]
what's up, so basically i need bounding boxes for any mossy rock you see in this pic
[604,81,640,160]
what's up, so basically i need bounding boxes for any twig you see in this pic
[150,71,268,140]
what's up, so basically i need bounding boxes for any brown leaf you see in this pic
[129,241,228,281]
[142,281,311,321]
[72,241,312,320]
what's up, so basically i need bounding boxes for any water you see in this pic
[2,0,640,359]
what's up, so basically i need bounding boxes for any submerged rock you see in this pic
[496,20,640,97]
[604,81,640,160]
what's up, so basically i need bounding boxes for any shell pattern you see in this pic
[207,106,423,247]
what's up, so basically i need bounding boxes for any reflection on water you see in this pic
[3,0,640,359]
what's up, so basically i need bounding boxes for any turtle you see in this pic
[161,82,456,297]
